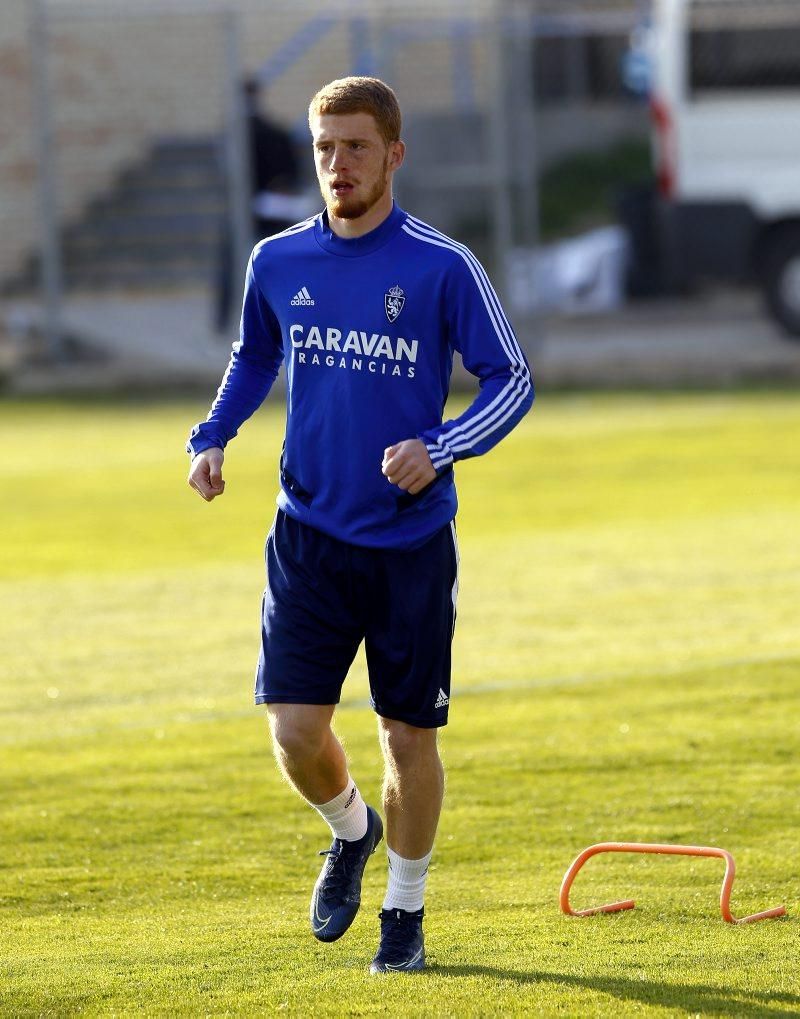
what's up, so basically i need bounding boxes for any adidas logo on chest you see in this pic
[291,286,315,306]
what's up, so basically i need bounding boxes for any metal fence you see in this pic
[19,0,647,358]
[28,0,244,355]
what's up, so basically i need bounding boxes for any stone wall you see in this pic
[1,0,37,283]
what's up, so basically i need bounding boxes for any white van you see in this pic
[648,0,800,336]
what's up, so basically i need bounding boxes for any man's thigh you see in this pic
[362,521,459,729]
[255,511,362,706]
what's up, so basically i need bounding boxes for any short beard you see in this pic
[324,154,389,220]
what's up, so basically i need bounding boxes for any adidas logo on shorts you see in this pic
[291,286,315,306]
[435,688,449,709]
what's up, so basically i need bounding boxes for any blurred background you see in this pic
[2,0,800,392]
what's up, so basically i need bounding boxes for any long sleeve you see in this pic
[186,251,285,457]
[419,252,534,472]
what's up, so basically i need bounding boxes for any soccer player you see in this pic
[187,76,533,973]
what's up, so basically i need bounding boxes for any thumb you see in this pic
[383,444,399,462]
[209,461,224,489]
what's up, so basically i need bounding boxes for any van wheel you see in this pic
[761,227,800,339]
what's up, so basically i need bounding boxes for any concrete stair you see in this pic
[9,136,227,293]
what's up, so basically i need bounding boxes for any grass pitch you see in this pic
[1,390,798,1016]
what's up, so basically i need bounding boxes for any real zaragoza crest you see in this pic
[385,284,405,323]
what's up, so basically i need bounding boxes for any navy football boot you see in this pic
[370,907,425,973]
[310,805,383,942]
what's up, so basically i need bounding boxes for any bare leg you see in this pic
[267,703,348,804]
[378,717,444,858]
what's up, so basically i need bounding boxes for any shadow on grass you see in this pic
[425,965,799,1017]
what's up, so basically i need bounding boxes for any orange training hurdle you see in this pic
[560,842,787,925]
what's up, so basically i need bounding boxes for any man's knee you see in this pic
[379,717,439,772]
[267,704,334,763]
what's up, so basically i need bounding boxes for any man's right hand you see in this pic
[188,447,226,502]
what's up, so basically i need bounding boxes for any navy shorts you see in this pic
[255,510,459,728]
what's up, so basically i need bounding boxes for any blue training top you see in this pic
[187,202,534,550]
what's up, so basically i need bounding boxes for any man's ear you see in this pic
[389,140,406,172]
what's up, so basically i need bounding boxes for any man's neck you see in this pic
[327,192,394,239]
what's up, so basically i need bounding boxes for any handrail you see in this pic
[559,842,787,925]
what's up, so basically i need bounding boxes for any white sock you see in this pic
[312,776,368,842]
[382,847,432,912]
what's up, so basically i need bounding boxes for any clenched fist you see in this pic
[188,447,226,502]
[381,439,436,495]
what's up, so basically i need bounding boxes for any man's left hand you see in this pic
[382,439,437,494]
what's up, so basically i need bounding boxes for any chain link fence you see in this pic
[13,0,647,359]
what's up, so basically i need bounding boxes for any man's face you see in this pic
[311,111,403,220]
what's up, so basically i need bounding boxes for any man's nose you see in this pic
[329,146,347,172]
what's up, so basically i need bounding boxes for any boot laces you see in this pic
[318,844,358,901]
[379,909,421,954]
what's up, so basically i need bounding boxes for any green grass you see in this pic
[1,390,798,1016]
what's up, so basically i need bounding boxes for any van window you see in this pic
[689,1,800,92]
